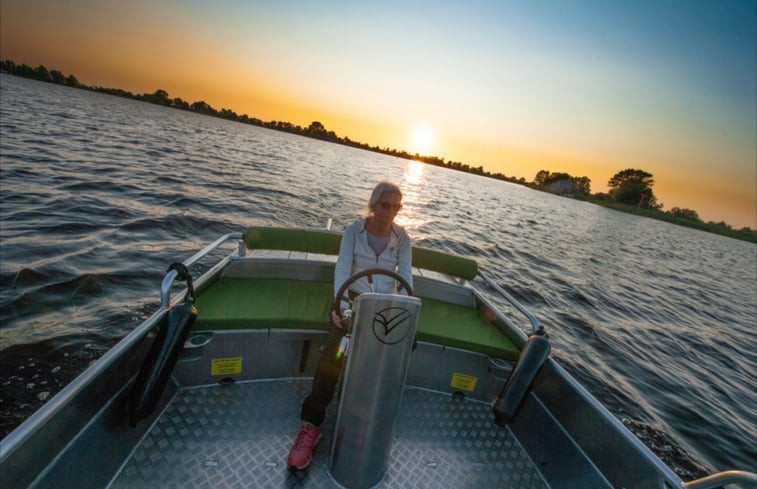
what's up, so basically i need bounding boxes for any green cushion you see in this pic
[411,247,478,280]
[243,227,342,255]
[194,277,518,360]
[416,297,519,360]
[305,230,343,255]
[194,278,333,330]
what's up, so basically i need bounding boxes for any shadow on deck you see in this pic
[109,380,547,489]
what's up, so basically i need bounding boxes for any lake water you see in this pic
[1,74,755,478]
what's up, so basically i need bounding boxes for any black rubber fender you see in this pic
[127,300,197,426]
[493,335,550,426]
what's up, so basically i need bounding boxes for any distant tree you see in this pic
[219,108,238,120]
[13,63,35,78]
[306,121,327,137]
[533,170,590,196]
[608,169,656,207]
[64,74,80,87]
[34,65,52,82]
[144,89,170,105]
[534,170,551,187]
[98,87,134,98]
[49,69,65,84]
[172,97,190,110]
[190,100,215,115]
[571,176,591,196]
[669,207,701,222]
[708,221,732,230]
[0,59,16,72]
[534,170,573,187]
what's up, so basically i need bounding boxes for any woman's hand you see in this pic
[331,310,344,328]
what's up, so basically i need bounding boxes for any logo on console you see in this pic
[372,307,412,345]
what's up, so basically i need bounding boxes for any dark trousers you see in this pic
[300,325,346,426]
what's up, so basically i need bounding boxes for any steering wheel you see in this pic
[333,268,415,319]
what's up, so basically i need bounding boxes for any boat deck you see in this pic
[108,379,549,489]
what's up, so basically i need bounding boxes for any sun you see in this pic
[410,125,435,154]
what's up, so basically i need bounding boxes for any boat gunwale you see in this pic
[540,357,683,487]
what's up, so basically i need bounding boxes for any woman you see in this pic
[287,180,413,470]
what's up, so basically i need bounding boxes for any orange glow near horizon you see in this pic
[1,1,755,229]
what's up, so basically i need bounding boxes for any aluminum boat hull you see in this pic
[4,228,742,489]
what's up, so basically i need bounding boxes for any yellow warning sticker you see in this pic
[450,373,477,392]
[211,357,242,376]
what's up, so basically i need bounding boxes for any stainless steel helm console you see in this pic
[329,293,422,489]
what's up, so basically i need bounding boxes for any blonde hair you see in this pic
[367,180,402,215]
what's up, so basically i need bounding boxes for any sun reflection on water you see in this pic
[396,160,430,230]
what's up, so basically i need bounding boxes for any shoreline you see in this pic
[1,65,754,243]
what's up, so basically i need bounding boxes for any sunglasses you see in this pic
[379,201,402,211]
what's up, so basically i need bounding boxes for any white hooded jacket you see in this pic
[333,219,413,303]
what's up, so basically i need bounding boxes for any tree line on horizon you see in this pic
[530,168,755,240]
[1,59,754,242]
[0,60,516,182]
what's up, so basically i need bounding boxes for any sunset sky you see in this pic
[1,0,755,228]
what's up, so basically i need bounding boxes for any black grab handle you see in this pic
[493,335,550,426]
[127,263,197,427]
[167,262,195,301]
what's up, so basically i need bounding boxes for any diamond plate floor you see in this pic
[108,380,549,489]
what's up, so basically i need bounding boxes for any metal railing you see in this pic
[683,470,757,489]
[160,232,242,308]
[478,272,543,336]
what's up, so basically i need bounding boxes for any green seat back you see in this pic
[243,226,478,280]
[411,247,478,280]
[243,227,342,255]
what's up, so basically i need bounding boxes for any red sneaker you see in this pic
[287,422,322,469]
